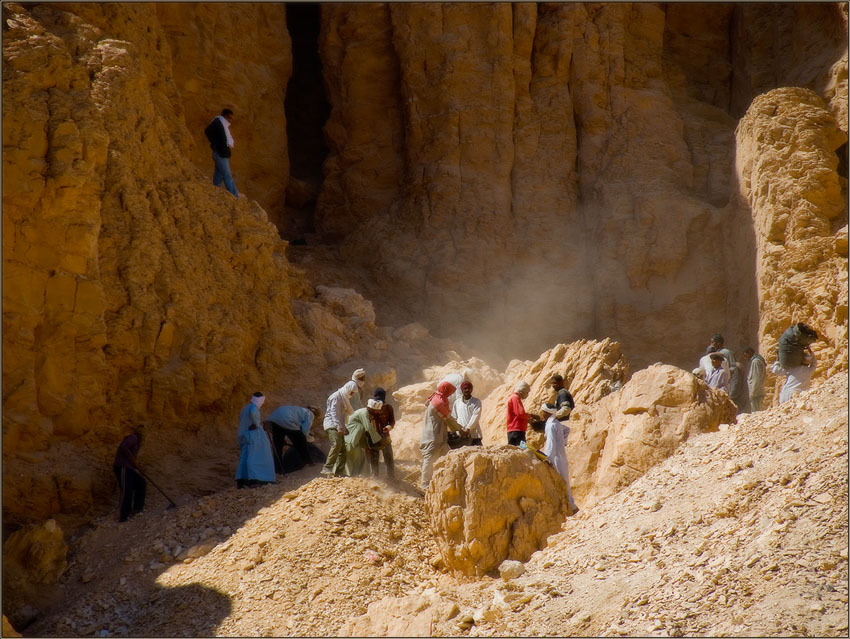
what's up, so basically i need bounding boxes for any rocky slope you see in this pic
[14,374,846,637]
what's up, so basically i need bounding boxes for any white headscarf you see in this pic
[216,115,235,148]
[250,394,265,408]
[367,399,383,411]
[352,368,366,387]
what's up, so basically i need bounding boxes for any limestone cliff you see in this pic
[314,2,847,373]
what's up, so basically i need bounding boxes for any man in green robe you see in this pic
[343,399,384,476]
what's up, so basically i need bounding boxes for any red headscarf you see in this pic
[426,381,456,417]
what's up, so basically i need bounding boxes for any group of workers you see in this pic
[231,366,579,514]
[694,327,818,413]
[115,323,821,521]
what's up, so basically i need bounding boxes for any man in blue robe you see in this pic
[236,392,276,488]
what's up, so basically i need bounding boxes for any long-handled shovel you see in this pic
[136,467,178,509]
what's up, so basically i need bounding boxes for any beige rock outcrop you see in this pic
[569,364,738,506]
[479,340,629,446]
[2,519,68,616]
[736,87,848,390]
[425,447,570,576]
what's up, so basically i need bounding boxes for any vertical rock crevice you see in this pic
[283,2,330,241]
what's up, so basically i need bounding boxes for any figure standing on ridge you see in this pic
[236,392,276,488]
[506,381,533,447]
[540,403,578,515]
[113,424,147,522]
[204,108,238,197]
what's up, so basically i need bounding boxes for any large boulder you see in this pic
[569,364,737,506]
[3,519,68,619]
[425,447,570,576]
[479,339,630,446]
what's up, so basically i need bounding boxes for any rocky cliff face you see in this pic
[3,2,847,525]
[315,2,847,371]
[736,87,848,388]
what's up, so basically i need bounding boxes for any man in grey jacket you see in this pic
[742,347,766,411]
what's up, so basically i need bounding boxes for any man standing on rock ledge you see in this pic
[506,381,533,446]
[204,108,238,197]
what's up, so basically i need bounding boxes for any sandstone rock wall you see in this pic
[311,3,847,375]
[568,364,738,507]
[1,3,456,526]
[2,2,309,524]
[155,4,292,230]
[735,88,848,388]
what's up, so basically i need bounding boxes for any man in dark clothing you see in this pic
[113,425,147,522]
[204,108,238,196]
[367,388,395,479]
[550,374,575,420]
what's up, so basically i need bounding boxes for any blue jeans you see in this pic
[212,151,238,196]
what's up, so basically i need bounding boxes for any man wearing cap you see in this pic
[367,388,396,478]
[705,353,730,394]
[264,405,321,472]
[451,381,482,446]
[343,399,384,476]
[507,381,533,446]
[236,392,276,488]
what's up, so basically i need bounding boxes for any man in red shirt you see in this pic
[507,381,532,446]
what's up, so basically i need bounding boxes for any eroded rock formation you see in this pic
[735,87,848,387]
[569,364,738,506]
[425,447,569,576]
